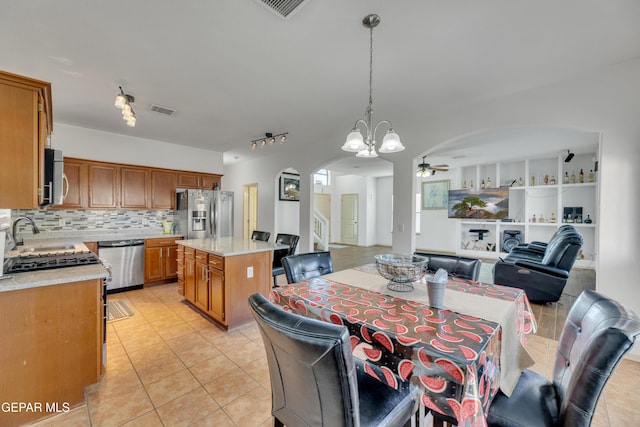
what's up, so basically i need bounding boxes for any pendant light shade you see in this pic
[379,129,403,153]
[342,129,366,152]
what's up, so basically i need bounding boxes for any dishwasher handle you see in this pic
[98,239,145,247]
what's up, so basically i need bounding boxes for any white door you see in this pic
[341,194,358,245]
[243,183,258,239]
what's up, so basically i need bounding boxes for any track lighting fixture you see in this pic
[251,132,288,150]
[564,150,574,162]
[114,86,136,127]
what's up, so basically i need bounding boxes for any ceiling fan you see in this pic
[416,156,450,177]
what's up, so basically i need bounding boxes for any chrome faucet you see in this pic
[11,216,40,246]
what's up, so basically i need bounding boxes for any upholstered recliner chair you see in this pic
[486,289,639,426]
[282,251,334,284]
[414,252,481,281]
[492,229,583,302]
[248,293,417,427]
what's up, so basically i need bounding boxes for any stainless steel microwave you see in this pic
[41,148,64,207]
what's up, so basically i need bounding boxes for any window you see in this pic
[314,169,330,186]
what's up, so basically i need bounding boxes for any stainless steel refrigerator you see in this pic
[175,189,233,239]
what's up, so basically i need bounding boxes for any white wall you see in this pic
[53,123,224,174]
[375,177,393,246]
[415,169,459,252]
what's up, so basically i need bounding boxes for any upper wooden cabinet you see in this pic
[177,172,221,190]
[150,170,177,209]
[0,70,52,209]
[54,157,221,210]
[59,158,88,209]
[88,163,118,208]
[120,166,149,209]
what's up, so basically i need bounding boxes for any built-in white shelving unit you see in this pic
[456,152,599,269]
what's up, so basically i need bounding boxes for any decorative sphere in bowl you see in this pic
[374,253,428,292]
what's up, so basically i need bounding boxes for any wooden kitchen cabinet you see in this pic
[57,158,88,208]
[0,279,102,427]
[0,70,52,209]
[194,250,209,312]
[177,172,221,190]
[176,245,184,295]
[150,170,177,209]
[120,166,148,209]
[207,254,225,323]
[184,247,196,303]
[144,237,182,285]
[88,163,118,208]
[177,243,272,330]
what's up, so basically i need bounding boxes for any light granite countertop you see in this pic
[19,231,184,245]
[178,237,287,257]
[0,263,109,293]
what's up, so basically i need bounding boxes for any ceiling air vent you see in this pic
[148,104,176,117]
[255,0,310,20]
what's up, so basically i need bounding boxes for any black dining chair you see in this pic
[271,233,299,286]
[251,230,271,242]
[484,289,639,427]
[282,251,334,284]
[248,293,417,427]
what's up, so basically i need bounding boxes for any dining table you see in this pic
[269,263,537,427]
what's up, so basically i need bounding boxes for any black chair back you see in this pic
[282,251,334,284]
[248,293,361,426]
[487,289,640,426]
[248,293,416,427]
[251,230,271,242]
[553,289,639,426]
[272,234,300,286]
[414,252,481,281]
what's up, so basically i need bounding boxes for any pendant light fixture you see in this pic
[342,14,404,158]
[114,86,136,127]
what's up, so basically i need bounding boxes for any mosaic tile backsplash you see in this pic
[11,209,177,234]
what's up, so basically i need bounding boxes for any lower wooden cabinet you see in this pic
[194,250,209,311]
[177,246,271,330]
[144,237,182,285]
[207,255,225,323]
[184,247,196,302]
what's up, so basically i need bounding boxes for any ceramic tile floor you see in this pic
[30,246,639,426]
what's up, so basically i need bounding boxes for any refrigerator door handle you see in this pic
[210,197,215,238]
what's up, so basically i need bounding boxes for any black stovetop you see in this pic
[3,251,101,274]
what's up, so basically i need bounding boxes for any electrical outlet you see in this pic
[247,266,254,278]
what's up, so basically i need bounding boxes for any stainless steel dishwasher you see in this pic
[98,239,145,293]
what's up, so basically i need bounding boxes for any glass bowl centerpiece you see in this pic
[374,253,428,292]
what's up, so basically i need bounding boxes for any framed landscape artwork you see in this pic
[422,180,449,210]
[279,172,300,201]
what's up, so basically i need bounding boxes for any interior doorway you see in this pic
[243,183,258,239]
[340,193,358,245]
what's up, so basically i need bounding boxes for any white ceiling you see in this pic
[2,1,638,175]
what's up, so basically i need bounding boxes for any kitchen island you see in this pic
[0,254,109,427]
[177,237,286,330]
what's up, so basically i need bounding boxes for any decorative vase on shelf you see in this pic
[571,171,577,184]
[579,169,584,183]
[550,176,556,185]
[563,172,570,183]
[588,170,594,182]
[584,214,593,224]
[487,177,491,187]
